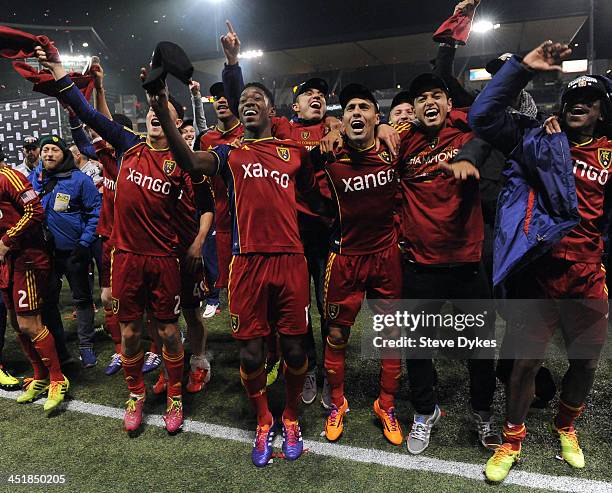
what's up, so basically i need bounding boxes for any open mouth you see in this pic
[151,118,161,127]
[310,100,322,110]
[243,108,257,117]
[217,104,229,111]
[569,105,588,116]
[424,108,439,120]
[350,120,365,132]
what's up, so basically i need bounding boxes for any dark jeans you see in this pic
[402,260,496,414]
[45,249,95,349]
[202,228,220,305]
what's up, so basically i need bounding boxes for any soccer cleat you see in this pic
[142,352,162,373]
[485,443,521,482]
[16,378,49,403]
[406,405,441,454]
[551,423,585,468]
[202,303,220,319]
[472,410,502,450]
[373,399,403,445]
[281,417,304,461]
[0,366,20,390]
[43,377,69,413]
[124,395,145,432]
[186,367,211,393]
[320,374,331,409]
[252,421,275,467]
[153,372,167,395]
[325,398,349,442]
[104,353,122,376]
[301,369,317,404]
[79,347,97,368]
[266,358,280,387]
[163,397,184,434]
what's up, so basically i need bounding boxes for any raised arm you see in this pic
[90,56,113,120]
[190,81,208,134]
[220,20,244,117]
[69,114,97,160]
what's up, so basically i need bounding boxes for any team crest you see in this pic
[163,159,176,175]
[378,150,391,164]
[429,138,439,149]
[276,147,291,162]
[111,298,119,315]
[598,149,612,169]
[327,303,339,320]
[230,314,240,333]
[301,131,310,140]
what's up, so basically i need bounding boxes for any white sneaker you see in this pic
[202,303,219,318]
[406,405,441,454]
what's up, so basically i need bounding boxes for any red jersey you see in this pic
[93,139,118,239]
[198,121,244,233]
[318,144,398,255]
[397,114,483,264]
[175,174,214,255]
[552,137,612,262]
[0,167,49,271]
[211,137,318,255]
[111,142,189,257]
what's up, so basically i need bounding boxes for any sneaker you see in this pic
[123,395,145,432]
[281,417,304,461]
[163,397,184,434]
[266,358,280,387]
[153,372,167,395]
[325,397,349,442]
[373,399,403,445]
[485,443,521,482]
[43,376,70,413]
[79,347,97,368]
[0,366,20,390]
[551,422,585,468]
[186,366,211,393]
[105,353,122,376]
[252,421,275,467]
[202,303,220,319]
[320,374,331,410]
[142,352,161,374]
[406,405,441,454]
[16,378,49,403]
[301,369,317,404]
[472,410,502,450]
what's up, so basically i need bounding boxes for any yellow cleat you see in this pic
[551,423,585,469]
[16,378,49,403]
[373,399,403,445]
[485,443,521,483]
[43,376,69,413]
[0,366,20,390]
[266,359,280,387]
[325,397,349,442]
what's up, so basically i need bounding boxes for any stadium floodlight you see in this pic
[472,20,501,33]
[61,54,92,63]
[238,50,264,60]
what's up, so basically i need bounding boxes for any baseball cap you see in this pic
[23,136,39,149]
[408,73,450,102]
[390,91,413,111]
[561,75,612,120]
[180,118,194,130]
[209,82,225,99]
[339,83,379,111]
[142,41,194,93]
[485,53,514,75]
[293,78,329,101]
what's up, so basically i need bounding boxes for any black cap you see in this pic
[180,118,194,130]
[23,136,39,149]
[142,41,194,93]
[339,83,378,111]
[210,82,225,99]
[111,113,134,131]
[485,53,514,75]
[390,91,412,111]
[39,135,69,158]
[408,73,450,102]
[561,75,612,120]
[293,78,328,101]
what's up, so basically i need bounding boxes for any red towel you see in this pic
[12,62,95,101]
[432,3,478,46]
[0,25,60,62]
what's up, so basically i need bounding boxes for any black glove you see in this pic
[71,243,91,265]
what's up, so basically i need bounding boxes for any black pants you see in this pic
[402,260,496,414]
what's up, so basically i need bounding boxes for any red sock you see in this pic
[32,327,63,381]
[104,307,122,353]
[554,400,584,430]
[502,422,527,451]
[379,354,401,410]
[282,359,308,421]
[240,364,272,426]
[17,332,48,380]
[162,347,184,399]
[324,336,347,407]
[121,351,145,395]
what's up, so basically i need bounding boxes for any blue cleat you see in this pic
[105,353,122,376]
[79,347,97,368]
[142,352,161,373]
[281,417,303,461]
[252,421,275,467]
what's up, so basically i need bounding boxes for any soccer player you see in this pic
[469,41,609,482]
[315,83,403,445]
[0,165,68,412]
[388,92,415,125]
[36,45,189,434]
[148,77,329,466]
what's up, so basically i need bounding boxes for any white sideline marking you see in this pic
[1,389,610,492]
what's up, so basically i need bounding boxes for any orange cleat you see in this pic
[325,397,349,442]
[373,399,403,445]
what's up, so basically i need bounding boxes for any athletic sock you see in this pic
[104,307,122,354]
[324,336,347,408]
[554,399,585,430]
[121,350,145,395]
[162,347,184,399]
[31,327,63,381]
[17,332,48,380]
[282,359,308,421]
[240,363,273,426]
[190,354,208,372]
[378,354,401,410]
[502,422,526,451]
